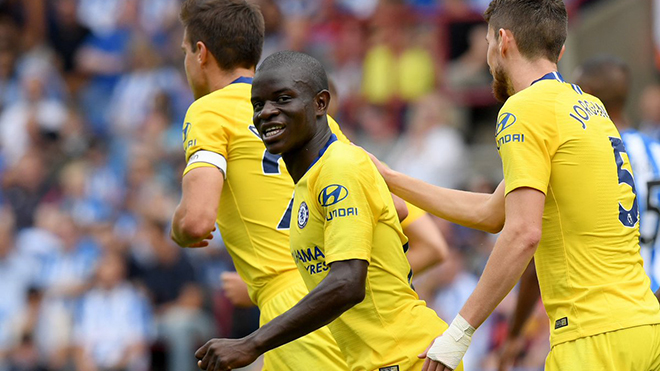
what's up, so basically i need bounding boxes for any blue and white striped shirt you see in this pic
[621,128,660,292]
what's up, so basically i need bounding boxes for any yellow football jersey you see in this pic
[181,78,348,305]
[290,136,448,371]
[496,72,660,346]
[400,201,427,229]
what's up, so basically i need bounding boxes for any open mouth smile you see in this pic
[261,124,285,140]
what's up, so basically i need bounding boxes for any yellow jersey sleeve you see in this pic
[497,97,559,196]
[400,201,426,229]
[314,151,375,264]
[182,98,232,177]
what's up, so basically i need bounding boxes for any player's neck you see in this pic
[283,124,333,183]
[510,57,558,95]
[206,66,255,93]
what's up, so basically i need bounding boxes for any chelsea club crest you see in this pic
[298,201,309,229]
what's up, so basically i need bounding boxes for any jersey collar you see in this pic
[307,133,338,172]
[531,71,564,85]
[230,76,253,85]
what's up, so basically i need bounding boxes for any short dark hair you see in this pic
[484,0,567,63]
[180,0,265,70]
[574,55,630,112]
[257,51,329,94]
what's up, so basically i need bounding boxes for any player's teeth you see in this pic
[264,126,283,138]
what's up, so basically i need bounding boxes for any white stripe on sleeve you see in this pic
[187,150,227,179]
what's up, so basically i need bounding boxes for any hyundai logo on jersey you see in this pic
[182,122,191,142]
[496,112,517,136]
[318,185,348,207]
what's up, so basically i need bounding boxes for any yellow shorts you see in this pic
[259,280,348,371]
[546,324,660,371]
[407,358,464,371]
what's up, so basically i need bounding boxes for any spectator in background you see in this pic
[33,210,100,370]
[327,17,366,133]
[73,252,151,371]
[133,218,211,371]
[6,287,46,371]
[386,92,469,189]
[74,0,132,137]
[137,0,180,38]
[0,26,22,110]
[0,74,68,167]
[254,0,286,63]
[445,24,491,90]
[47,0,91,93]
[361,5,437,108]
[76,0,131,38]
[106,34,190,139]
[639,83,660,140]
[0,208,36,371]
[58,160,112,228]
[2,151,54,230]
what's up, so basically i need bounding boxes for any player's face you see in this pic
[251,67,318,155]
[486,26,514,103]
[181,28,204,100]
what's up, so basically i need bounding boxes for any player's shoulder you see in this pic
[188,86,249,115]
[500,81,572,123]
[314,140,372,180]
[325,139,369,165]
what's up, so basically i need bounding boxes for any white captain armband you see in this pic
[187,150,227,179]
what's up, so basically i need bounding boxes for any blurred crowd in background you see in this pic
[0,0,659,371]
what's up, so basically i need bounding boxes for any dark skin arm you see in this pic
[498,260,540,371]
[656,288,660,304]
[195,259,369,371]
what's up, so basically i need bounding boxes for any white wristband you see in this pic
[426,314,475,370]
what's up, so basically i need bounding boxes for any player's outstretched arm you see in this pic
[497,261,540,371]
[655,288,660,304]
[171,167,223,247]
[195,259,368,371]
[422,187,544,371]
[365,150,505,233]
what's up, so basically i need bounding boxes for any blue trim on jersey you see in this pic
[572,84,583,95]
[531,71,565,85]
[230,76,253,85]
[306,133,338,172]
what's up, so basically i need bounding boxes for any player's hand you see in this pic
[221,272,255,308]
[172,227,216,248]
[195,337,259,371]
[497,335,524,371]
[420,343,454,371]
[420,314,474,371]
[186,231,215,248]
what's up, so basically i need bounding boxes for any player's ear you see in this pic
[197,41,208,65]
[499,28,512,57]
[558,45,566,62]
[314,90,330,117]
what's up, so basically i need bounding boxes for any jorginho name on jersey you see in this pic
[495,71,660,346]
